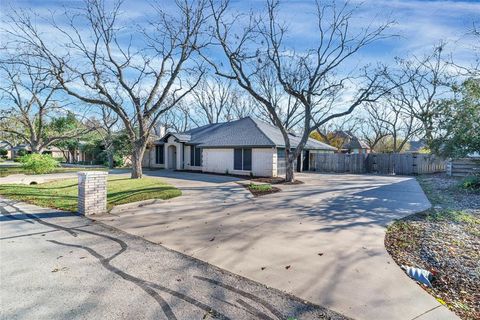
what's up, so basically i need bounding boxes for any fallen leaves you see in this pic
[385,174,480,320]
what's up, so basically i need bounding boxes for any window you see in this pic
[155,145,164,164]
[190,146,202,167]
[234,148,252,171]
[194,146,202,166]
[243,148,252,170]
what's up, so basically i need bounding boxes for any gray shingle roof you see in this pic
[160,117,336,150]
[333,131,369,150]
[249,118,336,150]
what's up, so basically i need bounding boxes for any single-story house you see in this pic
[333,131,370,154]
[405,140,428,153]
[143,117,336,177]
[11,144,65,160]
[0,141,13,159]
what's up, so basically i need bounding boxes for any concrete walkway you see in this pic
[96,171,458,320]
[0,172,80,185]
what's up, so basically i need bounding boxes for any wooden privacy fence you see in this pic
[446,158,480,177]
[315,153,366,174]
[314,153,445,175]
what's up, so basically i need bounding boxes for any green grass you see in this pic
[0,176,181,212]
[248,183,273,191]
[426,209,479,224]
[0,166,108,177]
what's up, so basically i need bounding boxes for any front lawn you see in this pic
[0,176,181,212]
[0,166,107,177]
[385,174,479,320]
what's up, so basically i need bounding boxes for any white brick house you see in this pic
[143,117,335,177]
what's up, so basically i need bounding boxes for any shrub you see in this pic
[20,154,59,174]
[53,157,65,163]
[0,148,7,156]
[459,175,480,190]
[98,151,124,168]
[248,183,272,192]
[16,149,27,157]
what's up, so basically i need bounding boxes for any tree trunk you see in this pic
[131,142,146,179]
[30,142,41,154]
[285,150,295,182]
[107,151,114,169]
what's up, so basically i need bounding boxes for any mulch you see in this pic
[385,174,480,320]
[250,177,304,185]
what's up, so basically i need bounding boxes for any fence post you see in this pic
[446,160,452,176]
[412,153,418,175]
[78,171,108,215]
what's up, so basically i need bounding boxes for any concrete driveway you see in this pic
[0,197,345,320]
[97,171,458,320]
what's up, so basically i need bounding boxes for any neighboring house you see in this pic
[143,117,336,177]
[0,141,13,159]
[11,144,65,160]
[405,140,427,153]
[333,131,370,154]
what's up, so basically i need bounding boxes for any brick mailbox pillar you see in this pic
[78,171,108,215]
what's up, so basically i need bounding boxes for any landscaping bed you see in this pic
[250,177,304,185]
[245,183,280,197]
[0,176,181,212]
[385,174,479,320]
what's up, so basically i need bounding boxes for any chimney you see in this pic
[155,122,166,138]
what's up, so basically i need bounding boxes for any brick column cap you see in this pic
[77,171,109,176]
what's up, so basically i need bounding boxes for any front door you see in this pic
[303,150,310,171]
[168,145,177,169]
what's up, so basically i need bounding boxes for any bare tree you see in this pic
[159,102,193,133]
[205,0,392,181]
[312,115,362,150]
[192,77,238,124]
[4,0,208,178]
[96,107,119,168]
[357,105,390,151]
[472,23,480,74]
[452,22,480,76]
[389,45,450,147]
[225,94,258,121]
[362,99,420,152]
[0,60,94,153]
